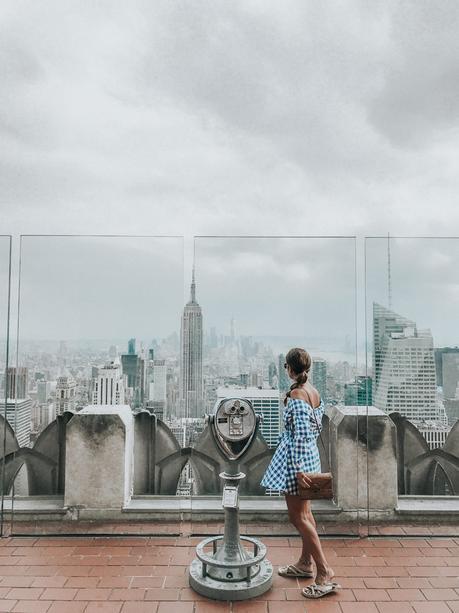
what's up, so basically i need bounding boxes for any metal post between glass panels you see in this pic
[0,236,12,537]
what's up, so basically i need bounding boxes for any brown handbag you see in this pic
[297,401,333,500]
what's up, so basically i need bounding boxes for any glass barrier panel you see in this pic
[8,235,185,536]
[0,236,12,535]
[365,236,459,536]
[190,236,361,539]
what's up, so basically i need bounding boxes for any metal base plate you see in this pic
[189,558,273,601]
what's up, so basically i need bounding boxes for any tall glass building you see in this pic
[373,302,443,424]
[311,358,327,403]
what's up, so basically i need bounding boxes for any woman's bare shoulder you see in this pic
[290,388,306,400]
[290,385,320,407]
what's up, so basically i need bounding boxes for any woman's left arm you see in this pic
[310,404,325,436]
[291,401,312,474]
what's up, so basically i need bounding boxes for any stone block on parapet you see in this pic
[327,405,398,512]
[64,405,134,510]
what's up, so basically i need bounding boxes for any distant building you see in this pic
[147,359,167,418]
[239,373,249,387]
[55,376,77,416]
[278,354,290,393]
[418,424,451,450]
[0,398,32,447]
[121,342,145,408]
[32,402,54,433]
[373,303,415,387]
[445,398,459,427]
[37,381,51,404]
[216,386,281,447]
[180,269,203,418]
[434,347,459,388]
[268,362,277,387]
[441,352,459,399]
[6,367,28,399]
[2,367,31,446]
[373,303,440,424]
[344,376,373,406]
[92,362,125,405]
[250,371,263,388]
[311,358,327,402]
[145,401,165,421]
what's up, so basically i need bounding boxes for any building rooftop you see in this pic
[1,522,459,613]
[217,386,280,398]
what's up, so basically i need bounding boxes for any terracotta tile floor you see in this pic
[1,524,459,612]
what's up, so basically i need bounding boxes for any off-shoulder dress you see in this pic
[261,397,324,495]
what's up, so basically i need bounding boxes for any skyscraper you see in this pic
[147,359,167,419]
[0,398,32,447]
[55,376,77,416]
[344,376,373,406]
[373,303,415,389]
[373,302,440,424]
[121,340,145,408]
[92,362,125,405]
[2,367,31,447]
[311,358,327,402]
[438,351,459,399]
[7,367,28,399]
[268,362,278,388]
[180,269,203,418]
[278,354,290,393]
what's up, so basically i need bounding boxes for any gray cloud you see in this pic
[368,1,459,147]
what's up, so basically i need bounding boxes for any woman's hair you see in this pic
[284,347,312,405]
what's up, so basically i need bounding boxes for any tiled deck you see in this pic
[1,525,459,613]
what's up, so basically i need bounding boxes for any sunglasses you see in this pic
[284,363,287,369]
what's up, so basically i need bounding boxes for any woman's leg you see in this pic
[286,498,313,571]
[285,494,333,584]
[286,497,315,569]
[299,502,317,566]
[286,496,315,570]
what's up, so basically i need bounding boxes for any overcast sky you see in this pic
[1,2,459,353]
[1,0,459,237]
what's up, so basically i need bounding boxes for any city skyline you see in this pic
[3,236,459,349]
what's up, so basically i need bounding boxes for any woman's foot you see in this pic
[278,563,314,578]
[295,558,314,573]
[315,565,335,585]
[278,557,314,577]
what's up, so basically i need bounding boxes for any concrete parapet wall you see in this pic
[64,405,134,510]
[327,405,398,511]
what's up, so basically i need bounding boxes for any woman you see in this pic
[261,347,339,599]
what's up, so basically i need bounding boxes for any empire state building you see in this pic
[180,269,203,418]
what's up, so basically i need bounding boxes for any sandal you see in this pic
[278,564,314,578]
[302,582,341,598]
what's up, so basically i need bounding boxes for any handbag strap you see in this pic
[311,400,327,454]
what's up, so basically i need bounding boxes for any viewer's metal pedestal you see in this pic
[189,399,273,601]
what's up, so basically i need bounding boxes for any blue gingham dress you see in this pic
[261,397,324,495]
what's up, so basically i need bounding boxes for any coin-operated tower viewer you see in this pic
[189,398,273,601]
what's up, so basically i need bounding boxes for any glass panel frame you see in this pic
[365,236,459,537]
[0,236,12,536]
[7,234,186,536]
[191,235,362,538]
